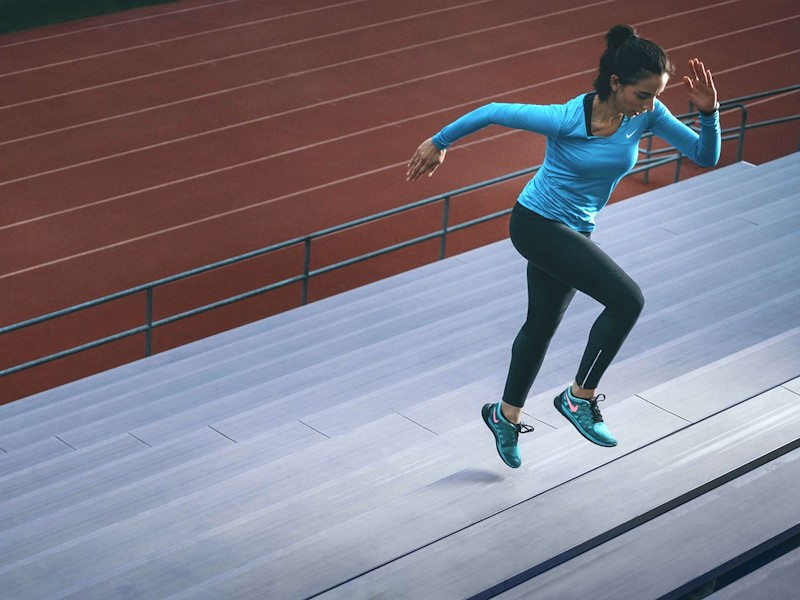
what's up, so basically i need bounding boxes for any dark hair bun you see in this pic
[606,24,637,49]
[593,24,670,100]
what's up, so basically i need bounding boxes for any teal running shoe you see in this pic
[553,388,617,447]
[482,402,534,468]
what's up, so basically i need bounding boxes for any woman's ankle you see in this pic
[500,400,522,424]
[571,382,596,400]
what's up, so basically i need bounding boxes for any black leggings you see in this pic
[502,202,645,407]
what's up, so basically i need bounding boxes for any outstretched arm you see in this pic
[406,102,564,181]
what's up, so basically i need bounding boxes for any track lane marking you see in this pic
[0,0,496,95]
[0,0,361,50]
[1,0,761,185]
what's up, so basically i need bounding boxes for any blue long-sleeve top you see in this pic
[432,94,721,231]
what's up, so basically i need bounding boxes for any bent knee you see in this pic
[622,284,645,319]
[522,320,560,342]
[609,281,644,321]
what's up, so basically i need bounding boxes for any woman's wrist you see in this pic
[699,102,720,116]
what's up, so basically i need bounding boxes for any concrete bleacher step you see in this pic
[0,161,774,427]
[309,384,800,600]
[3,186,795,456]
[304,286,800,439]
[295,244,800,436]
[0,162,791,440]
[594,157,789,230]
[604,151,793,220]
[0,250,509,439]
[0,256,523,450]
[491,450,800,600]
[15,287,528,449]
[0,160,757,423]
[131,383,800,600]
[708,543,800,600]
[602,163,799,231]
[1,344,793,599]
[639,327,800,422]
[596,161,755,225]
[0,155,797,599]
[0,394,676,600]
[0,238,506,425]
[0,432,147,487]
[0,427,234,527]
[0,380,504,527]
[0,415,412,568]
[0,413,447,598]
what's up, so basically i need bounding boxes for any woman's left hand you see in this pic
[683,58,718,113]
[407,138,446,181]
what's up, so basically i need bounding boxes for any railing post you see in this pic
[145,287,153,357]
[642,136,654,184]
[440,195,451,260]
[302,238,311,305]
[737,105,748,163]
[673,153,683,183]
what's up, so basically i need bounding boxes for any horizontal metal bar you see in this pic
[742,114,800,130]
[630,155,682,173]
[447,208,513,233]
[308,166,541,241]
[150,274,308,329]
[0,170,543,337]
[0,325,149,377]
[307,231,445,279]
[721,84,800,107]
[0,288,146,335]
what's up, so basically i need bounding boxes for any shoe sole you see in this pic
[553,396,617,447]
[482,404,520,468]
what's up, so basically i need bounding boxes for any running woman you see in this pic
[407,25,721,468]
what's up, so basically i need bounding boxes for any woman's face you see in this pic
[610,72,669,117]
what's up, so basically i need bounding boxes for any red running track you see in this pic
[0,0,798,403]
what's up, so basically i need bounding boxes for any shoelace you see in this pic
[588,394,606,423]
[501,421,534,444]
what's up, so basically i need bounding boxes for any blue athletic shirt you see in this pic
[431,94,721,231]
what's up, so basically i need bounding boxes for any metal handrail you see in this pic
[2,86,798,378]
[641,83,800,180]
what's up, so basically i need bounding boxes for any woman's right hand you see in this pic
[406,137,446,181]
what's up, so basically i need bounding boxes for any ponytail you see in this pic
[593,25,673,100]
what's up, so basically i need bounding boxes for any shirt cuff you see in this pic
[431,133,448,150]
[699,102,720,117]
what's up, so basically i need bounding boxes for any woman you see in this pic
[406,25,720,468]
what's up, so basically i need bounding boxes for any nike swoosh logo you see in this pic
[625,131,636,139]
[492,406,500,424]
[566,395,580,413]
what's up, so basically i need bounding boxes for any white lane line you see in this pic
[0,0,378,77]
[0,0,497,101]
[3,14,794,236]
[0,130,522,280]
[0,1,778,192]
[0,0,354,49]
[1,4,795,276]
[0,0,620,145]
[3,40,795,275]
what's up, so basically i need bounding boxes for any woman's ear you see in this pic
[609,74,620,92]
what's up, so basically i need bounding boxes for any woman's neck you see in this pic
[591,95,624,137]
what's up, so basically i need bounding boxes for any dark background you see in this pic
[0,0,176,34]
